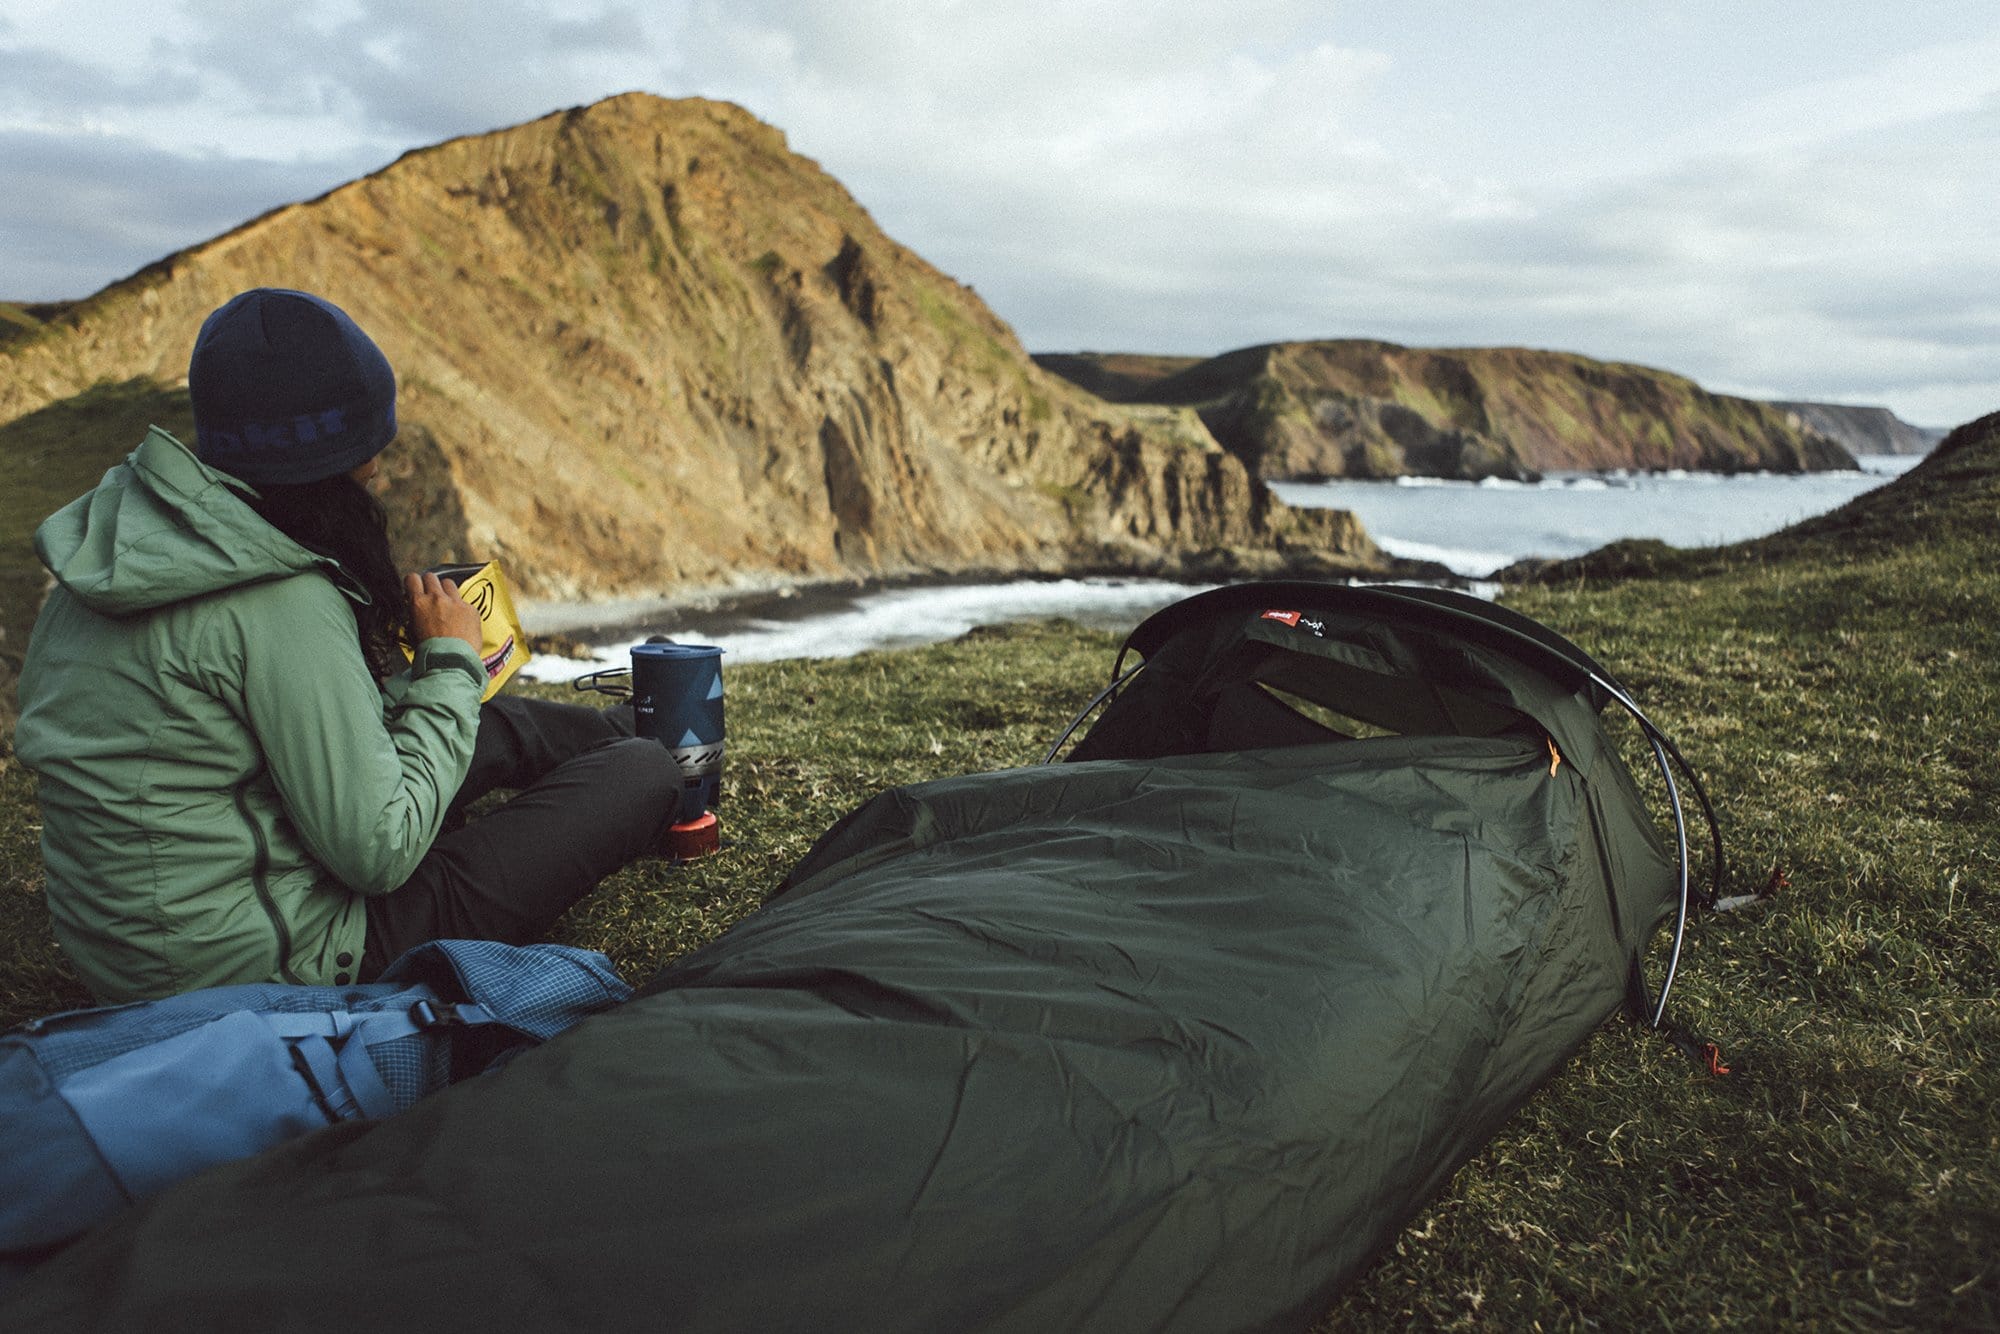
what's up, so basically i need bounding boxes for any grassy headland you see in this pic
[1,418,1995,1327]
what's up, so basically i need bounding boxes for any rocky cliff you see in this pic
[1038,341,1857,480]
[0,95,1388,614]
[1768,401,1945,457]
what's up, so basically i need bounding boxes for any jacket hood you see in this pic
[34,426,363,616]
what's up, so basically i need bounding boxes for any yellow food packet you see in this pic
[404,560,530,701]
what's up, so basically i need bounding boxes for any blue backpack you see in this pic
[0,940,630,1259]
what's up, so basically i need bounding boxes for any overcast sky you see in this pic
[4,2,1996,426]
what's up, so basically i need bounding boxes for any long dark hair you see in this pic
[245,477,409,680]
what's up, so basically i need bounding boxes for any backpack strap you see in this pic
[264,1002,500,1122]
[258,1002,497,1045]
[288,1032,391,1121]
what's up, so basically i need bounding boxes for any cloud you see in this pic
[1688,30,2000,160]
[0,128,375,299]
[3,1,1996,421]
[0,46,198,116]
[670,2,1488,326]
[168,0,665,144]
[654,4,1998,423]
[682,2,1406,215]
[1524,98,2000,415]
[0,0,675,293]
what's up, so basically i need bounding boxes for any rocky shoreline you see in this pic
[517,548,1458,651]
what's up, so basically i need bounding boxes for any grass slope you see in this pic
[0,381,193,671]
[1,418,1996,1326]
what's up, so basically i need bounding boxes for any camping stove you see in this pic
[575,639,725,860]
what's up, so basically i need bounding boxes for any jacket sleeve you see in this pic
[223,575,485,894]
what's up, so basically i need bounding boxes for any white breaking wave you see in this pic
[1371,535,1519,579]
[521,577,1212,681]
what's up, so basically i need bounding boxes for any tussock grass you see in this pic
[2,421,1996,1327]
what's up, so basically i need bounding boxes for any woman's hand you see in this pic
[406,571,483,652]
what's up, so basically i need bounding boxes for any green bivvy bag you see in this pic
[0,583,1699,1333]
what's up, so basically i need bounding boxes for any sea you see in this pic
[1266,457,1922,578]
[521,455,1921,679]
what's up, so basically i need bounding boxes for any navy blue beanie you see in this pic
[189,288,397,486]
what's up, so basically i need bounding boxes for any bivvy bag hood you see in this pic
[0,583,1713,1333]
[1052,580,1718,1024]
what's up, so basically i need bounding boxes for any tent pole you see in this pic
[1583,670,1702,1028]
[1642,730,1692,1028]
[1042,661,1149,765]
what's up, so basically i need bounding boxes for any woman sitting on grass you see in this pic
[14,288,678,1003]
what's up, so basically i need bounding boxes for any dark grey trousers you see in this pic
[359,695,677,977]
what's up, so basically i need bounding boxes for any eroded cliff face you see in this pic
[1039,340,1858,480]
[0,95,1388,602]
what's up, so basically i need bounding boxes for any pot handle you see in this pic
[570,667,633,699]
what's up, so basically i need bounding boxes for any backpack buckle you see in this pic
[409,998,469,1029]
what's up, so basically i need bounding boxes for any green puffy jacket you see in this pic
[15,427,485,1002]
